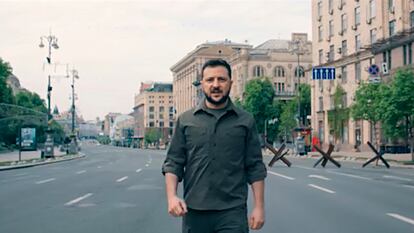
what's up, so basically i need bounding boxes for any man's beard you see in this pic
[204,90,230,106]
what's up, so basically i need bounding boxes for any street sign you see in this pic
[368,64,380,76]
[368,76,381,83]
[312,67,335,80]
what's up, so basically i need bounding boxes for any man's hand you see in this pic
[167,195,188,217]
[249,206,265,230]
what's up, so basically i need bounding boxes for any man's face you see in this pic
[201,66,232,106]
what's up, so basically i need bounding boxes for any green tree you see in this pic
[242,78,275,134]
[145,128,161,145]
[351,83,387,149]
[328,85,350,145]
[0,58,15,104]
[279,100,297,142]
[15,91,47,113]
[381,68,414,159]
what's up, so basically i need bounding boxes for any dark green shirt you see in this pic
[162,99,267,210]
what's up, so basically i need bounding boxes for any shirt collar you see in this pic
[193,98,240,116]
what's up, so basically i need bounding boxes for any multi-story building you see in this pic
[311,0,414,151]
[103,112,121,136]
[172,35,312,116]
[229,33,312,101]
[133,82,174,145]
[171,39,252,116]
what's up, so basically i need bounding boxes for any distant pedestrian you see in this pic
[162,59,267,233]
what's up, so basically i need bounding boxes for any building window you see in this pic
[355,62,361,81]
[403,45,407,65]
[329,95,334,110]
[355,7,360,26]
[341,14,347,33]
[295,66,305,77]
[318,25,323,42]
[317,1,322,18]
[341,65,347,83]
[355,34,361,51]
[159,113,164,119]
[149,121,154,127]
[370,29,377,44]
[388,0,394,12]
[328,0,333,13]
[169,121,174,128]
[274,66,285,77]
[342,93,347,108]
[369,0,376,19]
[149,106,154,112]
[149,113,154,119]
[318,96,323,112]
[329,45,334,62]
[329,20,334,37]
[159,106,164,112]
[383,50,392,69]
[159,121,164,128]
[253,65,264,77]
[411,11,414,27]
[341,40,347,56]
[281,83,285,91]
[319,49,323,64]
[409,43,412,64]
[389,20,396,36]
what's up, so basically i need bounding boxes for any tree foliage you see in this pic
[297,83,311,125]
[328,85,349,144]
[0,58,15,104]
[145,128,161,144]
[242,78,275,134]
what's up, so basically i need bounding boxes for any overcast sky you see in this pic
[0,0,311,121]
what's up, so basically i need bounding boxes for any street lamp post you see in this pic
[290,39,308,127]
[39,32,59,157]
[69,68,79,154]
[39,32,59,121]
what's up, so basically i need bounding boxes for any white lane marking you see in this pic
[116,176,129,183]
[267,171,295,180]
[308,175,331,181]
[64,193,93,206]
[76,170,86,174]
[326,170,372,181]
[308,184,336,194]
[145,164,149,167]
[136,169,142,173]
[35,178,56,184]
[294,165,318,171]
[403,185,414,189]
[383,175,412,182]
[387,213,414,226]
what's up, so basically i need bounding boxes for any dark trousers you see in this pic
[182,204,248,233]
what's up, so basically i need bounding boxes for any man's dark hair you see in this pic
[201,59,232,80]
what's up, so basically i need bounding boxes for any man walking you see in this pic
[162,59,267,233]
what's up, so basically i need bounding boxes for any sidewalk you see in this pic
[0,147,66,163]
[0,147,85,171]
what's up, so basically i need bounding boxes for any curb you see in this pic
[0,153,86,171]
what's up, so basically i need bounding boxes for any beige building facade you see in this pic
[171,40,252,116]
[229,33,312,102]
[311,0,414,151]
[172,35,312,116]
[133,82,174,145]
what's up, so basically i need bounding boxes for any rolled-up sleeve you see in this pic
[162,117,186,182]
[245,119,267,184]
